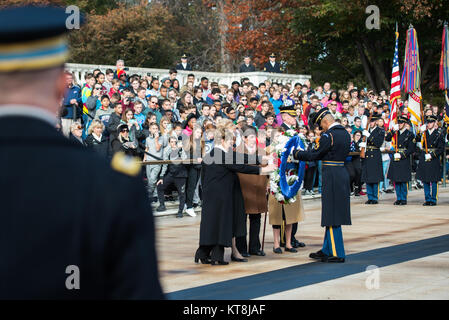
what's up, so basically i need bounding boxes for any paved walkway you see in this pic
[154,186,449,300]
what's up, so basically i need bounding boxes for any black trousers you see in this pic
[236,214,263,254]
[345,162,356,192]
[157,174,186,212]
[186,166,200,208]
[352,158,362,193]
[304,166,317,191]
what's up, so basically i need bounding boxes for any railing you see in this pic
[65,63,312,88]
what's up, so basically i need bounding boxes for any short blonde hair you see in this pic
[70,121,83,132]
[88,120,105,135]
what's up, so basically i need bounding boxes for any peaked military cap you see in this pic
[425,115,438,123]
[311,107,331,126]
[0,5,85,72]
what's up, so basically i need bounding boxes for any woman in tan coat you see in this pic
[235,125,269,257]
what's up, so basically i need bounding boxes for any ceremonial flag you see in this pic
[401,26,422,127]
[389,25,400,131]
[439,22,449,124]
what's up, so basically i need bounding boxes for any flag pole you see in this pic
[395,22,399,153]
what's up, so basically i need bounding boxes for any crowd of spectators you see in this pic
[60,58,449,216]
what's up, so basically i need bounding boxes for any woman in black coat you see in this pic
[110,123,139,157]
[84,120,110,158]
[194,125,275,265]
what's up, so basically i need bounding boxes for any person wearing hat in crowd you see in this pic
[293,107,351,263]
[264,53,283,73]
[176,54,193,71]
[416,115,445,206]
[268,104,306,252]
[385,116,416,205]
[239,56,256,73]
[0,5,163,299]
[359,114,385,204]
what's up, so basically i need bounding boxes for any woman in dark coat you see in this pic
[84,120,110,158]
[110,123,139,157]
[194,125,275,265]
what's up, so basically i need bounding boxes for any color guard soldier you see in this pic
[360,115,385,204]
[294,108,352,263]
[264,53,283,73]
[385,116,415,205]
[0,5,163,299]
[416,115,445,206]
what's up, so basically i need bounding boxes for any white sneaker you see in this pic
[186,208,196,217]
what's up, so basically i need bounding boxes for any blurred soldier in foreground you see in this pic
[0,5,163,299]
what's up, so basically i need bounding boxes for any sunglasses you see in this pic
[121,129,129,133]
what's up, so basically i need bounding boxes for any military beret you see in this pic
[0,5,85,72]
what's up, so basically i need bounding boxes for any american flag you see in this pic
[389,28,400,131]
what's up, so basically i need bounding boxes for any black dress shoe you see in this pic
[365,200,373,204]
[284,247,297,253]
[194,257,211,264]
[321,256,345,263]
[211,260,229,265]
[309,250,327,260]
[371,200,378,204]
[430,202,437,206]
[400,200,407,205]
[156,205,166,212]
[249,250,266,256]
[273,247,282,254]
[176,212,183,218]
[231,255,248,262]
[241,252,251,258]
[394,200,401,205]
[423,201,431,206]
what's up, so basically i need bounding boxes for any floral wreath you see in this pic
[269,129,306,204]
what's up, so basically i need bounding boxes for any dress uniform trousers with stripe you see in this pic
[294,125,351,258]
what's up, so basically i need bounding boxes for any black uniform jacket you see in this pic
[294,124,351,227]
[361,126,385,184]
[0,115,163,300]
[175,63,192,71]
[416,128,445,183]
[199,147,260,248]
[263,62,282,73]
[385,129,415,182]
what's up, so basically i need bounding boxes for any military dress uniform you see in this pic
[0,5,163,299]
[416,115,445,206]
[294,108,351,263]
[385,116,416,205]
[361,116,385,204]
[264,53,283,73]
[175,54,193,71]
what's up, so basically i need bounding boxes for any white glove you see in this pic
[359,142,367,148]
[420,125,427,132]
[394,153,401,160]
[362,130,370,138]
[393,124,399,131]
[425,153,432,161]
[380,147,386,152]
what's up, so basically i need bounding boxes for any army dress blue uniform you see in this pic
[0,5,163,299]
[385,116,416,205]
[264,53,282,73]
[416,115,445,206]
[361,116,385,204]
[294,108,351,263]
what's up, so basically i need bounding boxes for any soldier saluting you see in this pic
[416,115,445,206]
[294,107,351,263]
[385,116,416,205]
